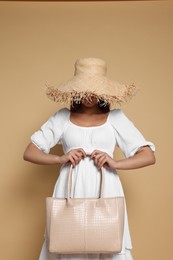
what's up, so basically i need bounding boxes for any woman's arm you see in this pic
[114,146,156,170]
[23,143,60,165]
[23,143,87,167]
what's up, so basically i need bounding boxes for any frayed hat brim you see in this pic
[45,82,139,110]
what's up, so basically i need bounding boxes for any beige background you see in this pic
[0,1,172,259]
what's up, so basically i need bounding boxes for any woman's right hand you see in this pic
[59,148,87,167]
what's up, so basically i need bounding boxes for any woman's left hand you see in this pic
[90,149,116,170]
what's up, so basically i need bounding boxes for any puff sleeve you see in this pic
[30,108,69,154]
[110,109,156,158]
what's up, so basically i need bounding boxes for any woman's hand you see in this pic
[90,149,116,170]
[59,148,87,167]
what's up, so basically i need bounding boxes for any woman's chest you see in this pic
[60,122,116,152]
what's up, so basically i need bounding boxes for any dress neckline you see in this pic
[68,110,111,129]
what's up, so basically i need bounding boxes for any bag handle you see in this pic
[67,153,106,207]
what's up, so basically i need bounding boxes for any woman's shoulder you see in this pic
[109,108,126,122]
[55,107,70,115]
[42,108,70,128]
[52,107,70,120]
[108,108,135,130]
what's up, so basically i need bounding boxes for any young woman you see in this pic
[23,58,156,260]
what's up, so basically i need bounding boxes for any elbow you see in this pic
[23,150,30,162]
[23,143,34,162]
[136,146,156,166]
[149,156,156,165]
[147,151,156,166]
[151,154,156,165]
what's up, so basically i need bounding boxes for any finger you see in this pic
[76,150,85,159]
[72,154,80,164]
[69,153,80,167]
[75,151,82,157]
[94,153,106,164]
[69,156,76,167]
[90,150,101,159]
[94,152,105,160]
[98,157,107,169]
[75,152,85,162]
[78,148,87,157]
[92,155,104,168]
[74,149,85,159]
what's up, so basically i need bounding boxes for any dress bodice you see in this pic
[59,112,116,157]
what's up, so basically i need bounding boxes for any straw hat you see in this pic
[45,57,139,110]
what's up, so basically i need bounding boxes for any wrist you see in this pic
[113,160,121,170]
[54,155,61,164]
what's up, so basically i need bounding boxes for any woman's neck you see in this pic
[77,105,101,115]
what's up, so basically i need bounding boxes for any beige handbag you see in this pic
[46,160,125,254]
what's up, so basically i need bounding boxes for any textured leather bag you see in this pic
[46,159,125,254]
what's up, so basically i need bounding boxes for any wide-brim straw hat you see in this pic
[45,57,139,110]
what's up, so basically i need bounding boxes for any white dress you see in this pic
[31,108,155,260]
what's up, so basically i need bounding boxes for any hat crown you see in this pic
[74,58,107,76]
